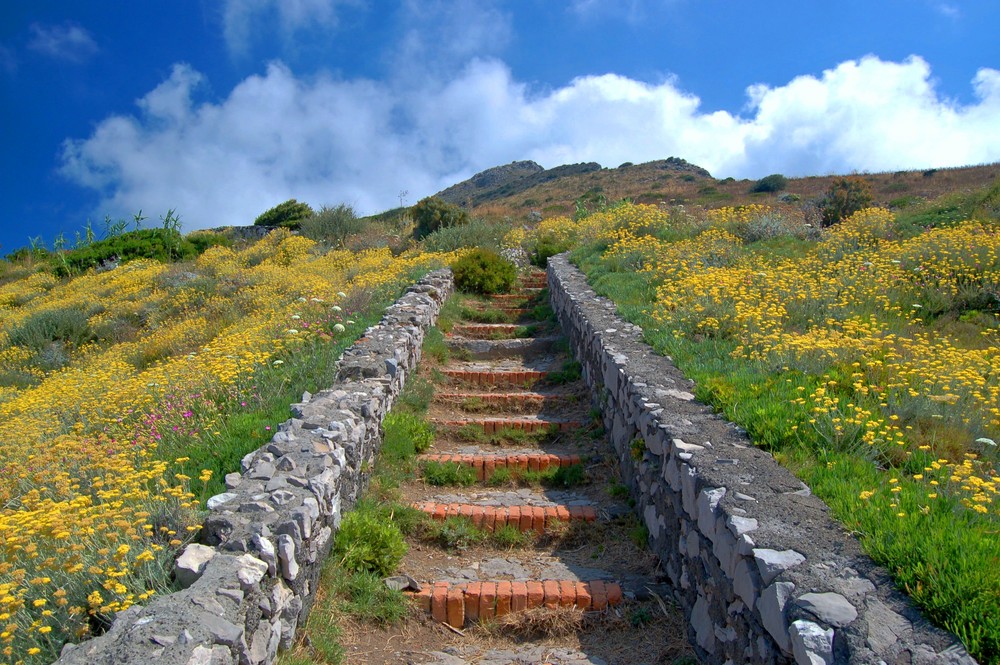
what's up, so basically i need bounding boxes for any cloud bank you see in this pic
[59,55,1000,233]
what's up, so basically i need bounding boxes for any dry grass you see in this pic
[476,606,588,639]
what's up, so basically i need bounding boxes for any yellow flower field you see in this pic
[0,229,458,662]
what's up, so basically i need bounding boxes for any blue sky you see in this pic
[1,1,999,254]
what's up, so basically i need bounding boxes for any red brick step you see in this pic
[451,324,521,339]
[412,501,597,532]
[441,369,548,387]
[409,579,623,628]
[420,452,582,480]
[430,416,583,434]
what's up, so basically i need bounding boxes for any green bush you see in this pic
[420,217,509,252]
[253,199,314,229]
[52,228,196,276]
[383,411,435,455]
[411,197,469,240]
[7,306,95,351]
[333,510,407,576]
[451,248,516,294]
[530,235,572,267]
[185,231,231,254]
[300,204,364,247]
[820,176,874,227]
[749,174,788,193]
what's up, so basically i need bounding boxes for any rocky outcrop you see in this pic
[547,254,974,665]
[56,269,453,665]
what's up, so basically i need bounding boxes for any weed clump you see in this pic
[333,509,407,576]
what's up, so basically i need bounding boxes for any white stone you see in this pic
[733,558,758,610]
[692,595,715,653]
[727,515,759,537]
[759,581,795,652]
[236,554,269,588]
[643,504,661,541]
[673,438,706,454]
[254,535,277,576]
[663,458,681,491]
[175,544,216,589]
[278,534,299,581]
[697,487,727,540]
[796,592,858,627]
[207,492,239,511]
[754,548,806,585]
[790,619,834,665]
[681,463,698,518]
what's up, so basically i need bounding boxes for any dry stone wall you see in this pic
[547,254,974,665]
[55,269,453,665]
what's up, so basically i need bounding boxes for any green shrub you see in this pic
[7,306,94,351]
[749,174,788,193]
[253,199,314,229]
[185,231,231,254]
[412,197,469,239]
[420,217,510,252]
[820,176,874,227]
[531,234,573,267]
[451,249,516,294]
[333,510,407,576]
[53,228,196,276]
[383,411,434,458]
[300,204,364,247]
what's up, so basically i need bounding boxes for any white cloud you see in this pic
[27,22,98,63]
[60,55,1000,234]
[222,0,355,56]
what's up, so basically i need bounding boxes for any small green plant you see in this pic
[630,438,645,461]
[545,463,585,488]
[452,249,517,295]
[333,509,407,576]
[487,467,514,486]
[383,411,434,458]
[547,360,581,385]
[422,460,477,486]
[490,523,531,549]
[253,198,314,229]
[607,482,629,499]
[423,326,451,363]
[629,522,650,548]
[429,516,486,549]
[629,606,653,627]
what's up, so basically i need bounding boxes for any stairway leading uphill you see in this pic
[341,270,694,665]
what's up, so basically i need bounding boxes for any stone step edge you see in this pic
[419,452,582,480]
[440,369,549,385]
[429,417,585,433]
[412,501,597,531]
[409,579,623,627]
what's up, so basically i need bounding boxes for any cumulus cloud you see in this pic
[222,0,356,56]
[27,22,98,62]
[60,55,1000,234]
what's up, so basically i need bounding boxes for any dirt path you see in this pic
[338,272,695,665]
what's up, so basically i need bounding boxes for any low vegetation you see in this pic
[533,193,999,662]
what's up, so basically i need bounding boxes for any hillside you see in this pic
[437,157,1000,221]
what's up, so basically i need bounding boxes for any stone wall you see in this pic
[546,254,974,665]
[56,269,453,665]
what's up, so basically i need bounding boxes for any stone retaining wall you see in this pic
[56,269,453,665]
[546,254,974,665]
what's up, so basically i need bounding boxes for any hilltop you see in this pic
[434,157,1000,221]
